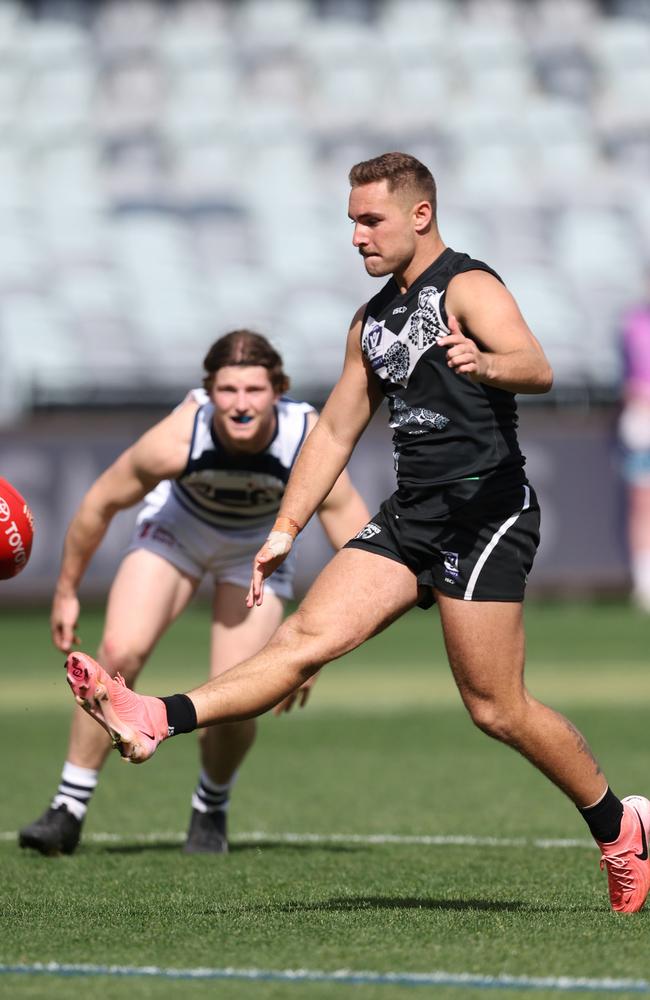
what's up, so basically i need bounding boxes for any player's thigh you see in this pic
[436,592,526,702]
[289,547,419,660]
[210,581,285,678]
[102,549,199,662]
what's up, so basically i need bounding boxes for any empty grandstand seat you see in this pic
[0,0,647,420]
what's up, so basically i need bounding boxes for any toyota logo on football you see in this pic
[0,498,10,522]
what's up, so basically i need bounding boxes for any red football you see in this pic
[0,477,34,580]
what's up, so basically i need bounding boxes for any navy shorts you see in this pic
[345,478,540,605]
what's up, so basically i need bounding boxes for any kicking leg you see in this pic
[188,548,419,725]
[68,548,419,757]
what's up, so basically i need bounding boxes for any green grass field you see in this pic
[1,599,650,1000]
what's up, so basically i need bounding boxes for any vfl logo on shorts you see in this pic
[441,550,459,583]
[355,522,382,541]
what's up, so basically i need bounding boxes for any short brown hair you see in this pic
[349,152,437,218]
[203,330,290,394]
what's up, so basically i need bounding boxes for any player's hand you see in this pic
[273,671,321,715]
[50,589,81,652]
[246,530,294,608]
[439,314,487,382]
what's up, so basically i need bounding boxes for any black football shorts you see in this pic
[345,477,540,605]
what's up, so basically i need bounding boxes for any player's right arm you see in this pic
[51,401,197,652]
[247,306,383,607]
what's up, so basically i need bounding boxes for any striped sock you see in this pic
[51,762,99,822]
[191,769,235,814]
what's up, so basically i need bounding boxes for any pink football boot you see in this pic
[597,795,650,913]
[66,652,169,763]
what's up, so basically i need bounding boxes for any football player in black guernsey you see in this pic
[68,153,650,914]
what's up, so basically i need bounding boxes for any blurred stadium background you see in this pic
[0,0,648,601]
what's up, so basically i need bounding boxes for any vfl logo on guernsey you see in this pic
[364,323,385,374]
[362,286,448,388]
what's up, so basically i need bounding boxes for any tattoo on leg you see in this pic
[561,716,603,776]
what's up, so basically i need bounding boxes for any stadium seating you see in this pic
[0,0,648,419]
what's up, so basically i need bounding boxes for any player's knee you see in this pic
[97,634,147,684]
[276,607,348,667]
[465,695,523,744]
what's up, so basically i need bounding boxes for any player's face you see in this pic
[348,180,418,277]
[210,365,279,449]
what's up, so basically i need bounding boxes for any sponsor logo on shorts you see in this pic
[152,526,176,546]
[139,521,177,548]
[355,521,382,541]
[392,305,407,314]
[441,550,459,583]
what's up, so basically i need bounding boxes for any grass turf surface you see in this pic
[1,599,650,1000]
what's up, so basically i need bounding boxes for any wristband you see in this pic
[272,516,301,539]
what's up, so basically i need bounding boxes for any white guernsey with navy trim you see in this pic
[143,390,315,532]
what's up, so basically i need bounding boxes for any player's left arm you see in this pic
[442,270,554,394]
[272,412,369,717]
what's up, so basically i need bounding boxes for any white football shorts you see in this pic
[126,487,296,599]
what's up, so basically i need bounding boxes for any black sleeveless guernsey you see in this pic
[360,247,527,499]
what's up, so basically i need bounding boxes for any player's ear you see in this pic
[413,200,432,234]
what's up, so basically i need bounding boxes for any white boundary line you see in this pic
[2,829,597,849]
[0,962,648,993]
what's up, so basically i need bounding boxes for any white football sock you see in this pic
[51,762,99,821]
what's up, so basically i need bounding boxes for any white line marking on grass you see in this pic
[1,963,649,993]
[3,829,597,849]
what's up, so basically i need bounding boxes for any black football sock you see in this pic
[160,694,197,736]
[579,787,624,843]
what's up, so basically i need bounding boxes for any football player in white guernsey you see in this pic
[19,330,369,856]
[64,154,650,914]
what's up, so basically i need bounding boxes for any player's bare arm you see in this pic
[315,463,370,551]
[442,270,553,394]
[279,306,383,523]
[272,413,370,716]
[247,307,382,607]
[51,400,198,652]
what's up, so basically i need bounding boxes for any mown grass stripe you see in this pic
[3,829,596,849]
[1,962,648,993]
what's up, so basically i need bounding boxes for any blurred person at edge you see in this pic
[19,329,369,856]
[619,277,650,612]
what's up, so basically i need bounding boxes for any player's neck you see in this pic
[394,237,447,294]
